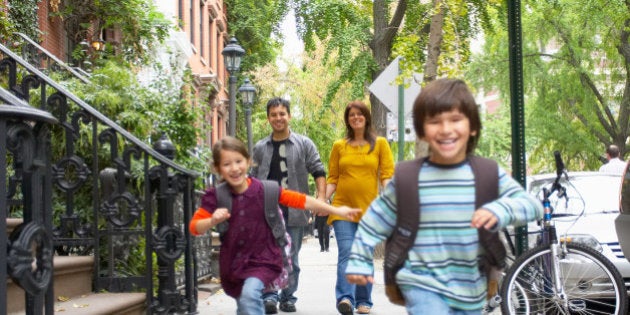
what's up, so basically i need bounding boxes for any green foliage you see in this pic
[6,0,40,41]
[467,0,630,171]
[223,0,287,72]
[53,0,171,65]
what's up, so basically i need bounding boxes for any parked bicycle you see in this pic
[500,151,628,314]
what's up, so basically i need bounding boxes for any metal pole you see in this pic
[508,0,528,256]
[245,106,253,153]
[397,60,405,162]
[228,74,238,136]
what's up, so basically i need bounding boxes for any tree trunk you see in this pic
[370,0,407,136]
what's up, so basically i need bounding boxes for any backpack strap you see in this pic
[215,182,232,235]
[469,156,505,268]
[260,180,287,247]
[384,157,425,288]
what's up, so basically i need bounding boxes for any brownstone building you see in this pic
[12,0,231,151]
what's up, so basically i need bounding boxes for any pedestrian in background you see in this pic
[251,97,328,314]
[189,136,359,315]
[599,144,626,175]
[325,100,395,315]
[315,213,330,252]
[345,79,542,315]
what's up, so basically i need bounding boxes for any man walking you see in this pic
[600,144,626,175]
[251,97,327,314]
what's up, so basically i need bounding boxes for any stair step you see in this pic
[51,292,146,315]
[7,256,94,313]
[7,292,146,315]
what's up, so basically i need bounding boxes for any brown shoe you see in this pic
[356,305,371,314]
[336,299,353,315]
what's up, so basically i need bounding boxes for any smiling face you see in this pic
[347,107,366,133]
[217,149,250,193]
[267,104,291,137]
[422,109,476,165]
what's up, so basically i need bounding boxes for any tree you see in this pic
[467,0,630,170]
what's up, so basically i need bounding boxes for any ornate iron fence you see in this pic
[0,39,212,314]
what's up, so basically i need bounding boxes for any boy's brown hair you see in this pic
[412,78,481,154]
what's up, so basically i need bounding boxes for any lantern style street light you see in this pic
[221,37,245,136]
[238,78,257,153]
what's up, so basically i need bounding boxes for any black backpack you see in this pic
[383,156,505,305]
[215,180,293,291]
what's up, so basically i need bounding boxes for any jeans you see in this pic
[402,286,481,315]
[333,220,372,308]
[262,226,304,304]
[236,277,264,315]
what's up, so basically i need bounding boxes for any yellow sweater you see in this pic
[327,137,394,224]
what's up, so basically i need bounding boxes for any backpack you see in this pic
[214,180,293,292]
[383,156,506,305]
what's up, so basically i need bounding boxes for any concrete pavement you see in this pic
[196,235,408,315]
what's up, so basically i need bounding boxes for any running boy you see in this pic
[189,136,360,315]
[345,79,543,314]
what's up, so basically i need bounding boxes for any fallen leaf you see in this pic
[57,296,71,302]
[73,303,89,308]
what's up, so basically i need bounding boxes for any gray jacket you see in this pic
[251,131,326,226]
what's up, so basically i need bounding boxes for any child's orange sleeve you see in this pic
[279,189,307,209]
[189,208,212,236]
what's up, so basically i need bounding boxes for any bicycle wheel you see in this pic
[500,242,628,314]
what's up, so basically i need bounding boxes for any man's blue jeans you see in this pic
[262,226,304,304]
[236,277,264,315]
[402,286,481,315]
[333,220,373,308]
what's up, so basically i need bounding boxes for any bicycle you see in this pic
[500,151,628,314]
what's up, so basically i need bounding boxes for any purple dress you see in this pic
[200,177,283,298]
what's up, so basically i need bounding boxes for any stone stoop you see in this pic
[6,232,147,314]
[51,292,146,315]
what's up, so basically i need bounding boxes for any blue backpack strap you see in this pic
[214,182,231,235]
[260,180,286,247]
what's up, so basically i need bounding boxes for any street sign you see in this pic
[368,56,422,118]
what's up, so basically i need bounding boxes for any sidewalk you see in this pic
[196,236,408,314]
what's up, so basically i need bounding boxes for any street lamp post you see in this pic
[221,37,245,136]
[238,78,257,153]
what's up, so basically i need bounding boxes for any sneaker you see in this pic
[336,299,353,315]
[356,305,371,314]
[279,301,296,312]
[264,300,278,314]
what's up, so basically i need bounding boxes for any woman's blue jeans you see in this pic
[402,286,481,315]
[333,220,373,308]
[236,277,264,315]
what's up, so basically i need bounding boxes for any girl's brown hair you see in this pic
[211,136,250,171]
[412,79,481,154]
[344,100,376,153]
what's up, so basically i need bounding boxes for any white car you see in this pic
[614,162,630,285]
[524,171,630,288]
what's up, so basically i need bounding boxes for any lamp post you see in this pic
[221,37,245,136]
[238,78,257,153]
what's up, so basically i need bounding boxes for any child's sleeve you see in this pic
[189,188,219,236]
[279,188,307,209]
[346,179,398,276]
[482,166,544,230]
[189,209,212,236]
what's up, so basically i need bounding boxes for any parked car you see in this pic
[614,161,630,285]
[524,171,630,288]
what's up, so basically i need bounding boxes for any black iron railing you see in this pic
[0,38,213,314]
